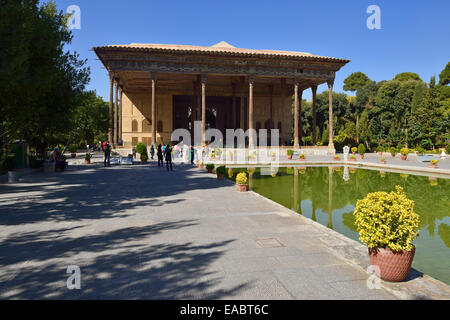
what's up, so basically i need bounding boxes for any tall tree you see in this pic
[343,72,371,92]
[393,72,422,82]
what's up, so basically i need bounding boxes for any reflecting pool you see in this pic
[228,166,450,285]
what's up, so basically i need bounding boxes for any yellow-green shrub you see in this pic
[236,172,247,185]
[353,186,420,251]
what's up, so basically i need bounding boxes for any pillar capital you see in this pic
[150,72,157,81]
[248,75,255,85]
[327,78,335,88]
[200,73,207,84]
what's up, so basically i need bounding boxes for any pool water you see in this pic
[228,166,450,285]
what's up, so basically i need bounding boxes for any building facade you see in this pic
[93,41,349,150]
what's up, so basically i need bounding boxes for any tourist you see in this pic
[51,147,67,172]
[190,145,195,165]
[150,144,155,160]
[102,141,111,167]
[132,146,136,159]
[165,143,173,171]
[157,144,163,167]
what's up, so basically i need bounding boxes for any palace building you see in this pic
[93,41,349,151]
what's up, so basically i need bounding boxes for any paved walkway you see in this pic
[0,162,402,300]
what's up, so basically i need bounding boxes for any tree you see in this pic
[0,0,90,160]
[393,72,422,82]
[438,62,450,86]
[343,72,371,92]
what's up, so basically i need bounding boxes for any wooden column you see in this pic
[232,82,236,130]
[269,84,274,128]
[280,78,287,146]
[327,80,334,149]
[151,72,157,147]
[119,86,123,144]
[293,80,299,148]
[248,76,255,147]
[201,74,207,146]
[299,88,303,147]
[114,79,119,146]
[108,73,114,143]
[311,85,317,145]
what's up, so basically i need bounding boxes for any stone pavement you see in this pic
[0,162,408,299]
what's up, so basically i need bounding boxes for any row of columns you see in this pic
[109,73,123,147]
[108,72,334,149]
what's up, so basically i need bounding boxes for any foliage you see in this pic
[140,154,148,162]
[85,153,92,161]
[216,165,226,175]
[286,149,294,156]
[236,172,247,185]
[334,155,341,160]
[0,0,90,159]
[430,159,438,165]
[400,148,409,156]
[350,154,356,159]
[438,62,450,86]
[299,153,305,159]
[358,144,366,155]
[353,186,420,251]
[135,142,148,156]
[206,163,214,170]
[447,144,450,154]
[390,147,397,156]
[68,144,78,153]
[393,72,422,82]
[343,72,371,92]
[351,147,357,153]
[381,157,386,162]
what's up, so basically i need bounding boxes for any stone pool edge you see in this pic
[246,187,450,300]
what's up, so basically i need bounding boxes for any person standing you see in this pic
[157,144,163,167]
[190,145,195,165]
[103,141,111,167]
[165,144,173,171]
[150,144,155,160]
[132,146,136,159]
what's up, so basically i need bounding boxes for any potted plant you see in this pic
[400,148,409,160]
[333,155,341,161]
[236,172,247,192]
[429,159,438,168]
[390,147,397,158]
[68,144,78,158]
[206,163,214,173]
[351,147,357,155]
[353,186,420,282]
[140,154,148,163]
[228,151,233,161]
[287,149,294,160]
[349,154,357,162]
[216,165,226,180]
[270,151,277,161]
[377,146,383,156]
[85,153,92,164]
[199,161,204,169]
[358,144,366,159]
[298,153,306,161]
[380,157,386,164]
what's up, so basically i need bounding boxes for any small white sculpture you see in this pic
[343,146,350,161]
[441,150,446,159]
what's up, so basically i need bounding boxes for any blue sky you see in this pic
[54,0,450,101]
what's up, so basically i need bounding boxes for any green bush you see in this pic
[358,144,366,155]
[140,154,148,162]
[216,165,226,175]
[206,163,214,170]
[390,147,397,156]
[135,142,148,156]
[0,154,15,173]
[68,144,78,153]
[416,147,425,155]
[85,153,92,161]
[287,149,294,156]
[351,147,357,153]
[446,144,450,154]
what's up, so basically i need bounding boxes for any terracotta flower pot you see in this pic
[287,155,293,160]
[199,165,204,169]
[217,173,225,180]
[271,157,276,161]
[349,158,356,162]
[71,153,76,158]
[380,161,386,164]
[401,155,407,160]
[378,152,383,156]
[428,164,437,168]
[207,168,213,173]
[359,154,364,159]
[298,157,305,161]
[368,247,415,282]
[84,160,91,164]
[236,184,247,192]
